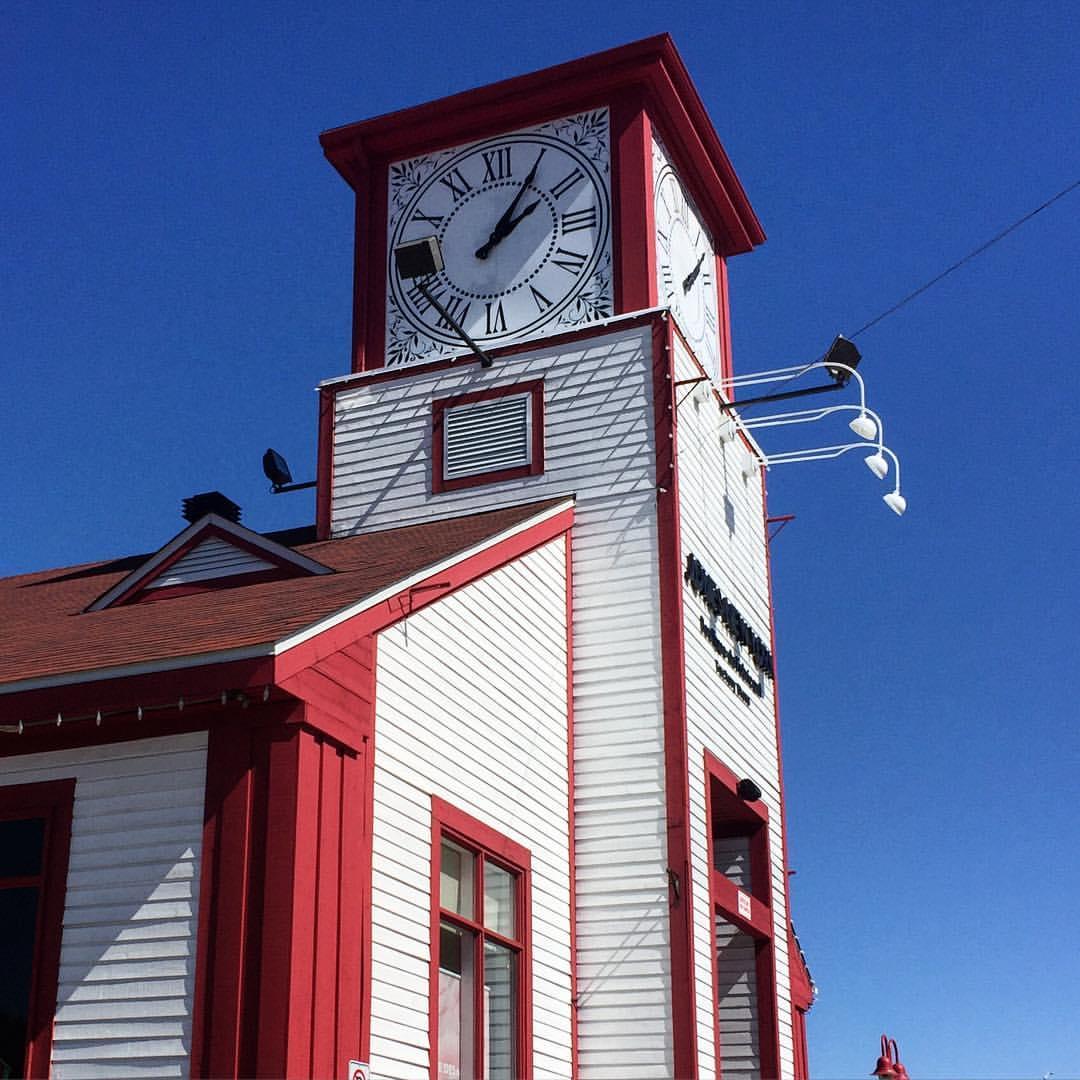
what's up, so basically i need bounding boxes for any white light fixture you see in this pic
[864,452,889,479]
[849,411,877,440]
[765,442,907,517]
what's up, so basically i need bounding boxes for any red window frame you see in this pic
[429,796,533,1080]
[431,381,545,494]
[0,778,75,1079]
[704,751,780,1080]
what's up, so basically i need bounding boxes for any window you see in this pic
[0,779,74,1079]
[431,798,531,1080]
[432,381,544,493]
[704,752,779,1080]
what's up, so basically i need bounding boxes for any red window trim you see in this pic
[704,751,780,1080]
[432,380,545,494]
[429,796,533,1080]
[0,778,75,1079]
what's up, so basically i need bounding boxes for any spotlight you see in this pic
[262,448,292,489]
[849,412,877,440]
[736,778,762,802]
[823,335,862,385]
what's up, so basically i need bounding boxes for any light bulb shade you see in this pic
[871,1057,897,1079]
[865,452,889,479]
[884,491,907,516]
[849,412,877,440]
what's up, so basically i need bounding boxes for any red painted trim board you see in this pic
[563,531,580,1077]
[652,312,698,1079]
[316,385,336,540]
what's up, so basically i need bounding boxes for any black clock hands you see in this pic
[682,252,707,293]
[475,150,546,259]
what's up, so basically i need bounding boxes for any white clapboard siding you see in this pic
[0,732,207,1080]
[369,540,572,1080]
[146,536,275,588]
[674,334,795,1080]
[332,324,673,1076]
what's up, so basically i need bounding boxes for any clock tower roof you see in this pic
[320,34,764,255]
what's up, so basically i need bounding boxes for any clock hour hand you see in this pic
[682,252,707,293]
[475,151,545,259]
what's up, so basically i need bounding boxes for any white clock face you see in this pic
[653,155,720,380]
[387,112,612,366]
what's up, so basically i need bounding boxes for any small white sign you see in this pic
[348,1061,370,1080]
[737,890,752,920]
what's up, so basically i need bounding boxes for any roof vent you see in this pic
[182,491,242,524]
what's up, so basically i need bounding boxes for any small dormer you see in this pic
[86,492,332,610]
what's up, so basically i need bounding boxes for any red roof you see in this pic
[0,500,563,693]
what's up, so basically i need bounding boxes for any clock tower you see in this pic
[318,35,811,1080]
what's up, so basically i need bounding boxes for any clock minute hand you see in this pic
[475,151,545,259]
[682,252,707,293]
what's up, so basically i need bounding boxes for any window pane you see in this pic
[0,886,40,1078]
[483,862,515,938]
[0,819,44,878]
[440,840,475,920]
[483,940,516,1080]
[439,922,475,1080]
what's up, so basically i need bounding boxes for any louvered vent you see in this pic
[443,392,532,480]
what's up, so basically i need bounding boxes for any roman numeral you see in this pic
[481,146,512,182]
[437,294,471,330]
[485,300,507,335]
[530,285,553,311]
[412,208,444,228]
[657,228,671,251]
[438,168,473,201]
[406,279,444,315]
[661,266,674,296]
[552,246,588,275]
[704,307,718,331]
[561,206,597,234]
[550,167,584,200]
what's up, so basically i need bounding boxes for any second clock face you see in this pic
[653,143,720,380]
[387,112,612,366]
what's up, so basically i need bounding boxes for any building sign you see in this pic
[684,553,773,705]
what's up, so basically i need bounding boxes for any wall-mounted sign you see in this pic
[738,890,752,921]
[347,1062,370,1080]
[684,553,773,705]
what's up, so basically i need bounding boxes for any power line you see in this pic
[847,177,1080,340]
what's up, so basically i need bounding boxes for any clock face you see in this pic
[386,111,612,366]
[653,146,720,379]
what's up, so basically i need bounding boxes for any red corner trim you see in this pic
[611,90,655,313]
[652,313,698,1079]
[432,380,545,494]
[0,778,74,1080]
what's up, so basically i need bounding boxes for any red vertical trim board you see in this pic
[358,167,388,371]
[191,720,255,1079]
[716,255,734,387]
[652,313,698,1079]
[316,385,335,540]
[761,474,795,1080]
[427,804,441,1080]
[0,778,75,1080]
[564,531,580,1077]
[611,90,656,313]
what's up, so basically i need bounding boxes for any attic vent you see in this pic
[182,491,241,524]
[443,393,532,480]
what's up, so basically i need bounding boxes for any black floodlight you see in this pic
[392,237,492,368]
[394,236,444,280]
[823,334,862,386]
[736,777,763,802]
[263,448,316,494]
[263,448,292,488]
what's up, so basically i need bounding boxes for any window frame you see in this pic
[704,751,780,1080]
[429,796,532,1080]
[0,778,75,1079]
[432,381,545,494]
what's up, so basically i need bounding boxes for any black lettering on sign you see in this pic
[439,168,473,201]
[481,146,513,182]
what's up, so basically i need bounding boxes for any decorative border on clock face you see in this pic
[385,110,613,367]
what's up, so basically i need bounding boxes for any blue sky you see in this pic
[3,2,1078,1076]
